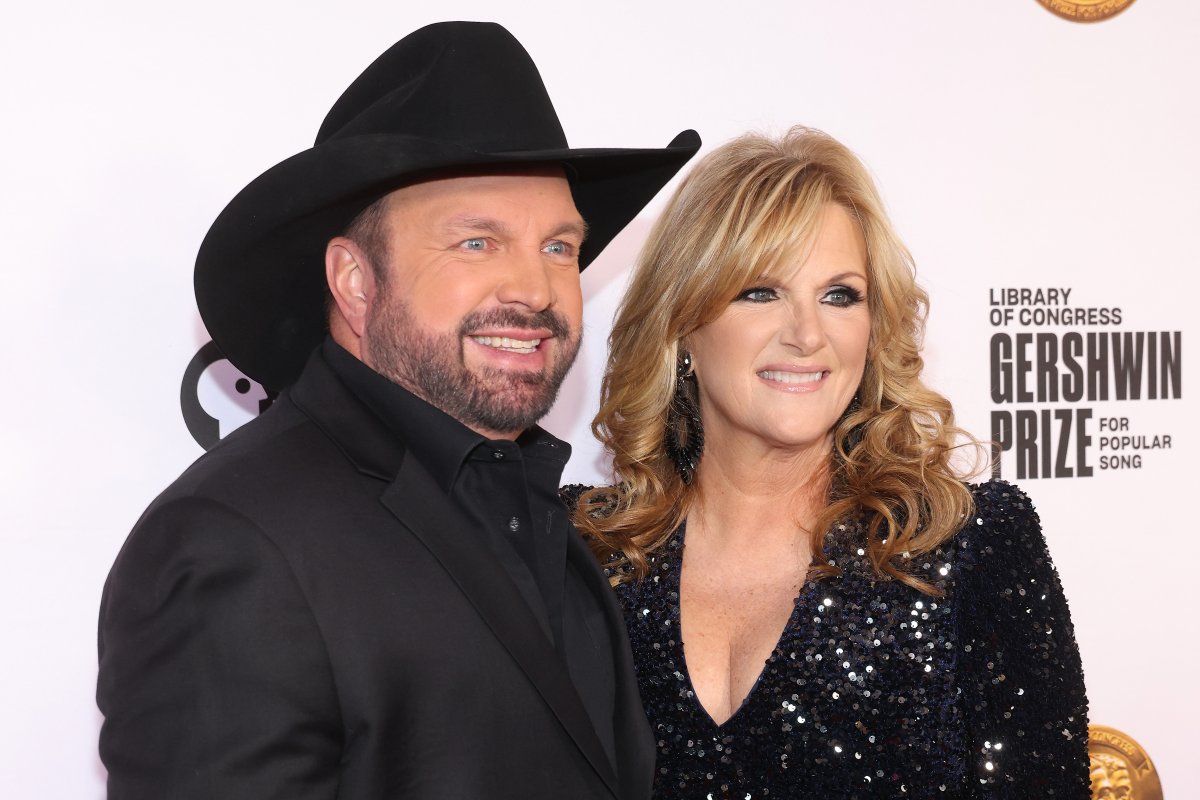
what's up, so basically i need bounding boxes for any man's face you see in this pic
[360,167,585,439]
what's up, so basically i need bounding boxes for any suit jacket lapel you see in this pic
[380,454,620,797]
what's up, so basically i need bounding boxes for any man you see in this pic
[97,21,699,800]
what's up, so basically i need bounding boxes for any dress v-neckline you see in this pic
[669,523,823,730]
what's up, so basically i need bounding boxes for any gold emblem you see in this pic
[1088,725,1162,800]
[1036,0,1137,22]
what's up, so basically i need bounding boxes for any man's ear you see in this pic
[325,237,373,340]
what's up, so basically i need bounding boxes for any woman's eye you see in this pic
[736,287,778,303]
[823,286,864,307]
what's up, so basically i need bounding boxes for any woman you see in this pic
[572,128,1089,798]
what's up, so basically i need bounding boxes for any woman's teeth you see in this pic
[757,370,823,384]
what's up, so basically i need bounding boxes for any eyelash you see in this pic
[735,286,778,303]
[824,286,864,307]
[733,285,865,307]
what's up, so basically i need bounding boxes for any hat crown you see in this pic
[317,21,569,154]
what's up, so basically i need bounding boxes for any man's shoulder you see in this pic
[114,391,389,581]
[150,391,356,520]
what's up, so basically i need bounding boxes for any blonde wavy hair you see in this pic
[573,126,979,595]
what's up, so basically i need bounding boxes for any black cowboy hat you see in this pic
[195,20,700,391]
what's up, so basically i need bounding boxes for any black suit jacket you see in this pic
[98,351,654,799]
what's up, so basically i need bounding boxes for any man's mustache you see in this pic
[458,307,573,340]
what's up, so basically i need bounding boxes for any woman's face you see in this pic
[688,203,871,457]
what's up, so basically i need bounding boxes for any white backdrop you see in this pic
[1,1,1193,796]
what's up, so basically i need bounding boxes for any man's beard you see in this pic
[364,295,581,436]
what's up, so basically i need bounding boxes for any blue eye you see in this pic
[735,287,778,303]
[823,286,864,307]
[462,238,487,251]
[544,241,568,255]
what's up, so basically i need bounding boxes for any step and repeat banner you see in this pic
[1,1,1192,797]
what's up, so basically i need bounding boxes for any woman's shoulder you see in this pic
[559,483,623,514]
[949,479,1083,690]
[965,478,1039,530]
[558,483,594,511]
[559,483,645,584]
[952,479,1048,575]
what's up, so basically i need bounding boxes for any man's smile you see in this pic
[470,334,544,354]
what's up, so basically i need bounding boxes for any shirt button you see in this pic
[492,450,505,460]
[508,517,521,531]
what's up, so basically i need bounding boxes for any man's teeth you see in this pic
[471,335,542,353]
[757,370,823,384]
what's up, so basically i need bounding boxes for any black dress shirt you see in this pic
[323,339,617,768]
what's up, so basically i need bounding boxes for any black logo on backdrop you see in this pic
[988,287,1181,479]
[181,341,275,450]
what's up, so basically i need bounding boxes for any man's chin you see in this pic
[462,397,558,438]
[472,363,556,390]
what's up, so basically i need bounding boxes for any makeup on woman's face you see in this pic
[688,203,870,456]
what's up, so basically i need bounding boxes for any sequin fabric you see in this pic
[593,481,1089,799]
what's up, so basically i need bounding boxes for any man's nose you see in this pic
[495,250,554,311]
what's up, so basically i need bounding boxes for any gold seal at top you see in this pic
[1036,0,1137,22]
[1088,725,1163,800]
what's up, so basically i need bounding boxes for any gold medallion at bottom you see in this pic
[1088,725,1162,800]
[1036,0,1137,22]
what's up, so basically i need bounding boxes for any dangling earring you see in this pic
[664,350,704,484]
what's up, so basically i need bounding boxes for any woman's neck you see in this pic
[688,434,830,556]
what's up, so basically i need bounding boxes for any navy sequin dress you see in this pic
[610,481,1089,799]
